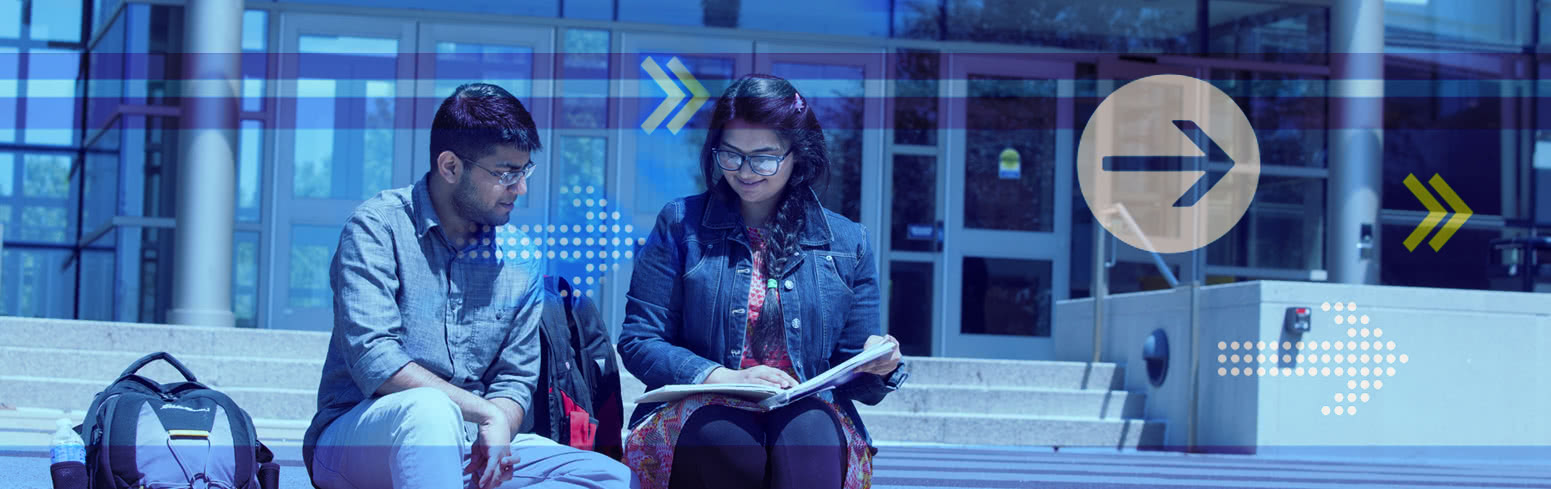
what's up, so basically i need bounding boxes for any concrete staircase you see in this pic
[0,318,1162,449]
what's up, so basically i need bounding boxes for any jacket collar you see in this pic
[700,187,834,247]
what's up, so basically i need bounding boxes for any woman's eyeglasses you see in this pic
[712,147,792,177]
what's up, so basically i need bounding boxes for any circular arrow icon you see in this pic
[1077,74,1260,254]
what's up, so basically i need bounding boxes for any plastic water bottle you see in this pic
[50,419,87,489]
[50,419,85,463]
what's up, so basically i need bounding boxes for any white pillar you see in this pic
[168,0,241,327]
[1328,0,1384,284]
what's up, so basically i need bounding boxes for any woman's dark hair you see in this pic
[700,74,829,361]
[429,83,542,168]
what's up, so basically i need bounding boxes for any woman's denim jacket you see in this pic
[617,188,908,446]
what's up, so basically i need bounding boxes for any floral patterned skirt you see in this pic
[624,394,872,489]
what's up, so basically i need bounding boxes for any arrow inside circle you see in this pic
[1101,120,1234,208]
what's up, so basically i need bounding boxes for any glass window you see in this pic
[620,0,887,35]
[632,54,734,215]
[552,137,615,298]
[0,0,19,39]
[293,35,399,201]
[963,75,1056,232]
[25,48,79,145]
[82,152,118,239]
[558,136,607,192]
[960,257,1052,337]
[1211,70,1328,168]
[1381,223,1505,290]
[1382,59,1506,216]
[1390,0,1531,47]
[0,248,76,318]
[1209,1,1328,65]
[281,0,558,17]
[288,224,339,309]
[559,29,610,130]
[943,0,1197,53]
[0,152,12,196]
[80,250,115,321]
[618,0,706,27]
[242,10,268,113]
[1207,176,1325,270]
[893,49,938,146]
[565,0,614,20]
[739,1,890,38]
[893,0,941,40]
[15,153,73,243]
[891,154,936,252]
[888,260,934,356]
[771,61,865,222]
[238,120,262,221]
[29,0,82,42]
[234,231,260,328]
[0,47,16,143]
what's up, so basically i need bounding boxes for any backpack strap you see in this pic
[117,352,200,383]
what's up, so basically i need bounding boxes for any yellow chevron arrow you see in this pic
[1426,174,1472,251]
[1402,174,1445,252]
[665,57,708,135]
[640,57,684,135]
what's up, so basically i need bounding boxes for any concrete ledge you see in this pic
[0,317,330,361]
[0,346,323,390]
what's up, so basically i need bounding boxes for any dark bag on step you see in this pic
[77,352,277,489]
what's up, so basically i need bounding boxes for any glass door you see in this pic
[1090,58,1208,292]
[412,22,554,226]
[270,14,416,331]
[608,33,752,329]
[941,54,1075,359]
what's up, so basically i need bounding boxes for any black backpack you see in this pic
[528,276,624,460]
[77,352,276,489]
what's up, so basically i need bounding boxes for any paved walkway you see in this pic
[6,441,1550,489]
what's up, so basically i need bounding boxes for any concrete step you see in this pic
[856,409,1165,448]
[0,346,323,391]
[618,357,1125,397]
[0,318,330,361]
[0,376,318,421]
[620,385,1144,419]
[903,357,1125,390]
[874,384,1145,419]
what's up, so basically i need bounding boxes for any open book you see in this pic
[633,341,895,411]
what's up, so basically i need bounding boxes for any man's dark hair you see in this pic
[429,83,542,168]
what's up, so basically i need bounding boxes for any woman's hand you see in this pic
[857,334,902,376]
[702,365,798,389]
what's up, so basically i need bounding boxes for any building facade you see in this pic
[3,0,1547,359]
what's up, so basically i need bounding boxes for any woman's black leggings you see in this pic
[668,397,846,489]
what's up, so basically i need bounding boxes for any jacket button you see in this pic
[792,318,801,329]
[784,279,795,291]
[731,348,742,357]
[731,308,746,315]
[824,255,833,261]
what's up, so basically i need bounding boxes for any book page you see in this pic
[632,383,783,404]
[759,341,895,409]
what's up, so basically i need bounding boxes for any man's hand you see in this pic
[857,335,902,376]
[702,365,798,389]
[466,406,519,489]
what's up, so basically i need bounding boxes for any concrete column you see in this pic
[1328,0,1384,285]
[168,0,241,327]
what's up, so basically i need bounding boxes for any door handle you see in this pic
[935,220,945,253]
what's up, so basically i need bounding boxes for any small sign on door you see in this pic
[999,147,1021,180]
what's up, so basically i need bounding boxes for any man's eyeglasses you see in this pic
[712,147,792,177]
[455,152,537,186]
